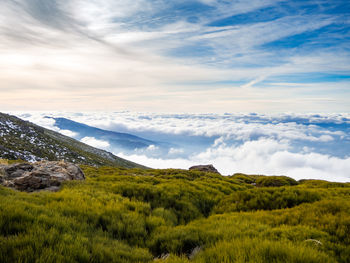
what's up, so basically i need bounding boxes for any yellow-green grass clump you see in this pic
[1,165,349,262]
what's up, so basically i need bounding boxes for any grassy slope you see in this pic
[0,113,145,169]
[0,166,349,263]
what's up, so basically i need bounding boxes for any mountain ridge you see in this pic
[0,112,147,169]
[47,116,158,150]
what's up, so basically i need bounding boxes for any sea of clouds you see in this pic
[12,111,350,182]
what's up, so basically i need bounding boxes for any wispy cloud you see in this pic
[0,0,349,112]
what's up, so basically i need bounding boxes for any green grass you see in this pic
[0,164,349,262]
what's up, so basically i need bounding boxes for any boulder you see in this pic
[0,161,85,192]
[189,164,220,174]
[4,163,34,178]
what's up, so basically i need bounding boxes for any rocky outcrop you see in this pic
[0,161,85,192]
[189,164,220,174]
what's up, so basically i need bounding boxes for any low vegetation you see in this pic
[1,163,349,262]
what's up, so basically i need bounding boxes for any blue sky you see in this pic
[0,0,349,112]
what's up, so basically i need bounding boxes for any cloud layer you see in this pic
[13,111,350,182]
[117,139,350,182]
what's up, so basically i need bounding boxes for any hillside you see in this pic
[0,113,145,168]
[0,165,349,263]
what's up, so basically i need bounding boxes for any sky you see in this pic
[14,111,350,182]
[1,0,350,112]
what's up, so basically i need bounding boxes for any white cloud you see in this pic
[9,111,350,182]
[146,145,158,151]
[119,138,350,182]
[59,129,79,138]
[116,152,194,170]
[318,135,334,142]
[80,136,110,149]
[60,111,348,144]
[0,1,349,112]
[168,148,185,155]
[13,111,350,143]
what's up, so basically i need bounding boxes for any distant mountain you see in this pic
[47,117,158,151]
[0,113,146,168]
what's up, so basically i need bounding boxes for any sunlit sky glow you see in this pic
[1,0,350,112]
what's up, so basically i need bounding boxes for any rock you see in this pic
[32,161,85,181]
[188,246,201,260]
[0,168,4,184]
[0,165,6,176]
[13,173,50,191]
[304,239,323,246]
[189,164,220,174]
[4,163,34,178]
[0,161,85,192]
[154,253,170,261]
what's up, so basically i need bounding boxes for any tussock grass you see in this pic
[0,165,349,262]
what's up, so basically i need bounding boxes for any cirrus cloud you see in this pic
[0,0,349,112]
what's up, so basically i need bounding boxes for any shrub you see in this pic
[214,188,321,213]
[0,165,348,262]
[256,176,298,187]
[148,226,210,255]
[194,238,336,263]
[231,173,256,184]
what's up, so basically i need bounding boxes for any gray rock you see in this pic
[4,163,34,178]
[154,253,170,261]
[188,246,201,260]
[0,161,85,192]
[0,165,6,177]
[189,164,220,174]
